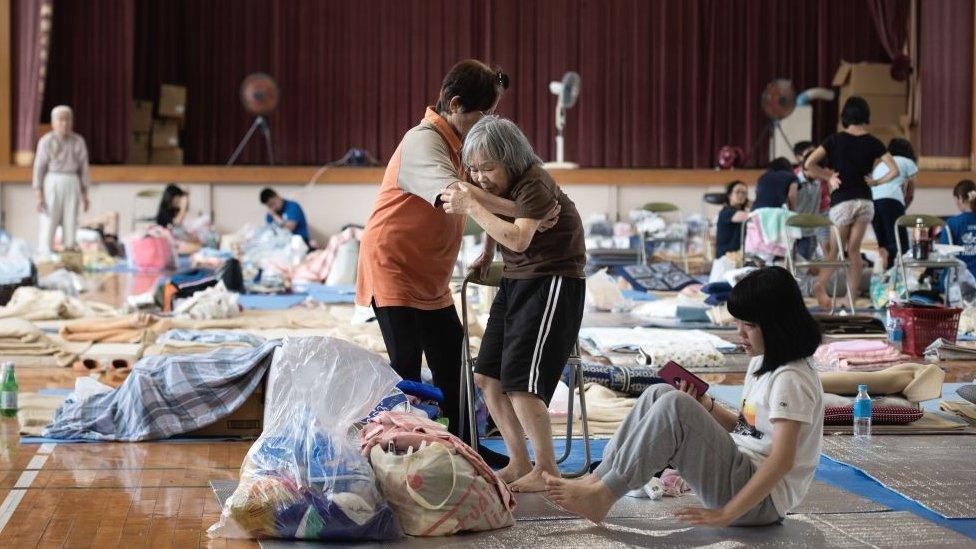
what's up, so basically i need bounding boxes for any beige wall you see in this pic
[0,179,964,250]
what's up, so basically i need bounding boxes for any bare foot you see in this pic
[544,472,617,523]
[495,462,532,484]
[813,284,831,309]
[509,467,553,493]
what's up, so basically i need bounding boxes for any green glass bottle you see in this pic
[0,362,17,418]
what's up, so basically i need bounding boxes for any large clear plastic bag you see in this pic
[208,336,403,541]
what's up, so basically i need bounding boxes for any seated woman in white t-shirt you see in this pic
[546,266,824,527]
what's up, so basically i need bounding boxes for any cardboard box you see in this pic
[151,119,180,148]
[158,84,187,118]
[832,62,907,96]
[187,375,266,438]
[128,132,150,164]
[838,89,906,126]
[833,61,907,129]
[133,100,154,133]
[150,147,184,165]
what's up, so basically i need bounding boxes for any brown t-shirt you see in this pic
[498,165,586,279]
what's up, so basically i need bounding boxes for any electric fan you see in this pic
[543,71,581,169]
[227,73,279,165]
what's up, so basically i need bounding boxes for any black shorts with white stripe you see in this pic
[474,275,585,404]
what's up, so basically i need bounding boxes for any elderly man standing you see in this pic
[33,105,90,256]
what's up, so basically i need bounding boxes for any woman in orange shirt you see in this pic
[356,60,556,464]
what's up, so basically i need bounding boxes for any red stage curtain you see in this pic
[42,0,892,167]
[42,0,134,163]
[919,0,973,157]
[10,0,53,165]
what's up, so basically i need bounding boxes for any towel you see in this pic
[818,363,945,402]
[744,208,800,258]
[60,314,171,344]
[813,340,909,371]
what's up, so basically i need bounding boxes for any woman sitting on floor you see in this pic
[546,266,824,526]
[441,115,586,492]
[156,184,201,255]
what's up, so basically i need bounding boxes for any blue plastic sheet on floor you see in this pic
[301,283,357,304]
[238,293,308,310]
[19,435,253,444]
[479,437,608,476]
[816,455,976,540]
[621,289,657,302]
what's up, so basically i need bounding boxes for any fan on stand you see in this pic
[227,72,279,165]
[542,71,581,170]
[750,79,796,164]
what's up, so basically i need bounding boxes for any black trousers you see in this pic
[872,198,907,270]
[372,302,465,439]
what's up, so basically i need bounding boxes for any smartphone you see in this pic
[657,361,710,396]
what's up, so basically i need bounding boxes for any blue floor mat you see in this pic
[301,283,357,304]
[479,437,608,476]
[238,293,308,310]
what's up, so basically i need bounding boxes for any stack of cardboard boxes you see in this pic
[129,84,187,165]
[832,61,909,145]
[152,84,187,165]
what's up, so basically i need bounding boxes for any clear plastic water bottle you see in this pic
[853,384,872,442]
[887,316,903,353]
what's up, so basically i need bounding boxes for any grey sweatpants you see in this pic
[594,384,782,526]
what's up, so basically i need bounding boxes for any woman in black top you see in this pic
[715,180,750,259]
[803,96,898,309]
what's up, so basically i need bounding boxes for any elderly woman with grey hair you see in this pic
[33,105,90,256]
[441,115,586,492]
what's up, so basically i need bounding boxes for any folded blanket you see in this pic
[818,363,945,402]
[813,340,909,372]
[143,329,265,356]
[940,400,976,424]
[60,314,171,344]
[0,286,116,321]
[0,318,87,367]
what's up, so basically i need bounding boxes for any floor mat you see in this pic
[212,481,962,548]
[822,435,976,519]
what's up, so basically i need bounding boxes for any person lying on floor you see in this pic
[441,115,586,492]
[546,266,824,526]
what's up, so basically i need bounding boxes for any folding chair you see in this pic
[702,192,727,260]
[459,262,592,477]
[639,202,688,271]
[783,213,855,313]
[893,214,960,304]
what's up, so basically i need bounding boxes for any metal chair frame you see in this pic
[893,215,959,304]
[638,202,689,272]
[459,263,592,477]
[783,213,856,313]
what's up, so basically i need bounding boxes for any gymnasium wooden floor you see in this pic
[0,272,974,548]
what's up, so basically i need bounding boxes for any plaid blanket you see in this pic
[43,340,281,441]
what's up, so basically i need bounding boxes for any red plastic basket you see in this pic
[888,305,962,356]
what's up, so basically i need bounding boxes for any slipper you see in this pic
[72,359,100,372]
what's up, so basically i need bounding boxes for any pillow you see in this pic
[823,405,923,426]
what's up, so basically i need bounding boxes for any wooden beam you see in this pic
[0,165,973,188]
[0,0,11,166]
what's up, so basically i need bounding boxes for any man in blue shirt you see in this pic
[260,188,310,245]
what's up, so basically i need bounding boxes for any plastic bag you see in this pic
[585,269,630,312]
[208,336,402,541]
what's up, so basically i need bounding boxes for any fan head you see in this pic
[761,79,796,121]
[558,71,581,108]
[716,145,745,169]
[240,73,279,116]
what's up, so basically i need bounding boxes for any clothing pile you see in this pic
[0,286,116,321]
[813,340,909,372]
[700,281,732,306]
[293,226,363,285]
[580,327,733,369]
[0,231,32,285]
[0,318,86,367]
[395,380,443,421]
[172,282,241,321]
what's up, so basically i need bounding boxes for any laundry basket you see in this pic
[888,305,962,356]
